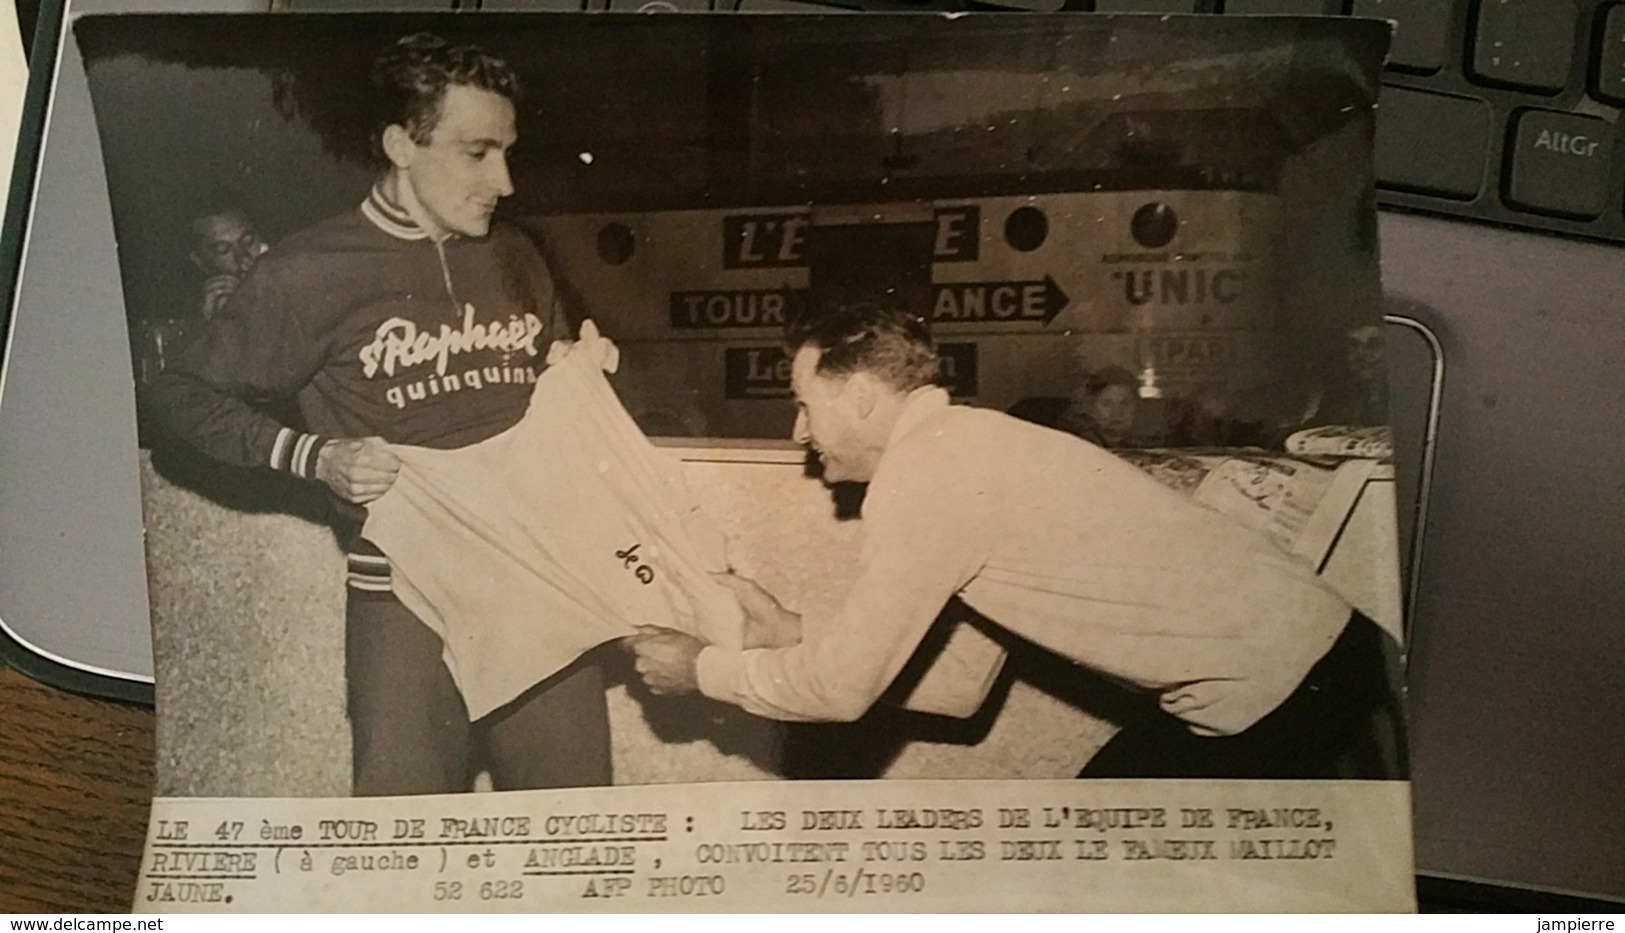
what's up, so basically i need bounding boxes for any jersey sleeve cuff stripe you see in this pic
[346,552,393,591]
[269,430,328,479]
[345,574,394,593]
[294,433,325,480]
[268,427,295,472]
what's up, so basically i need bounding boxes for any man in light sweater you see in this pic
[628,301,1405,778]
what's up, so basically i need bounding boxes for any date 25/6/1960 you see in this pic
[786,868,926,898]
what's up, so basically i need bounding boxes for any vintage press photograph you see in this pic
[76,12,1403,800]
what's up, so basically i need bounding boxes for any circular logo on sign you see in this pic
[596,223,637,265]
[1130,202,1178,249]
[1004,205,1049,253]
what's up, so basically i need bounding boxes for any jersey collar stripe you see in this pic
[361,185,428,242]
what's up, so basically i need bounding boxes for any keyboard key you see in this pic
[278,0,452,7]
[1350,0,1452,74]
[1373,86,1490,199]
[1094,0,1197,11]
[483,0,587,7]
[1470,0,1576,93]
[975,0,1067,10]
[1597,3,1625,103]
[735,0,855,8]
[483,0,589,8]
[1223,0,1342,13]
[604,0,710,9]
[1505,110,1615,218]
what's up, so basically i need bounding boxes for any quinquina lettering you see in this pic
[383,363,537,410]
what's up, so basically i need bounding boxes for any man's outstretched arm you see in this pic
[625,570,801,692]
[629,490,991,722]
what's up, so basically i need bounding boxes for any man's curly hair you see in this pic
[370,33,522,152]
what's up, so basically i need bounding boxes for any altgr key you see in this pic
[1505,110,1615,218]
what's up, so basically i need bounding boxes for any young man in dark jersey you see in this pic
[149,34,611,795]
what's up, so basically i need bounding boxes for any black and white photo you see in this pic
[76,10,1413,911]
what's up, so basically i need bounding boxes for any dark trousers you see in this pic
[1079,612,1408,780]
[345,591,613,796]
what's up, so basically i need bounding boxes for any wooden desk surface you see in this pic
[0,665,154,913]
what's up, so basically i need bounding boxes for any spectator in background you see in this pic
[1304,323,1389,428]
[1166,382,1271,449]
[189,210,269,320]
[1061,365,1150,448]
[132,212,268,393]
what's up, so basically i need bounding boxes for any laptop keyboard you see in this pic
[283,0,1625,245]
[1365,1,1624,243]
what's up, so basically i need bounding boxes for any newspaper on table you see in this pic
[79,9,1412,912]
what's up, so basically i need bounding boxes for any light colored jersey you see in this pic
[366,324,744,719]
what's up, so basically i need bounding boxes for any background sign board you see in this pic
[725,343,979,401]
[532,189,1313,438]
[721,206,980,269]
[670,278,1068,330]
